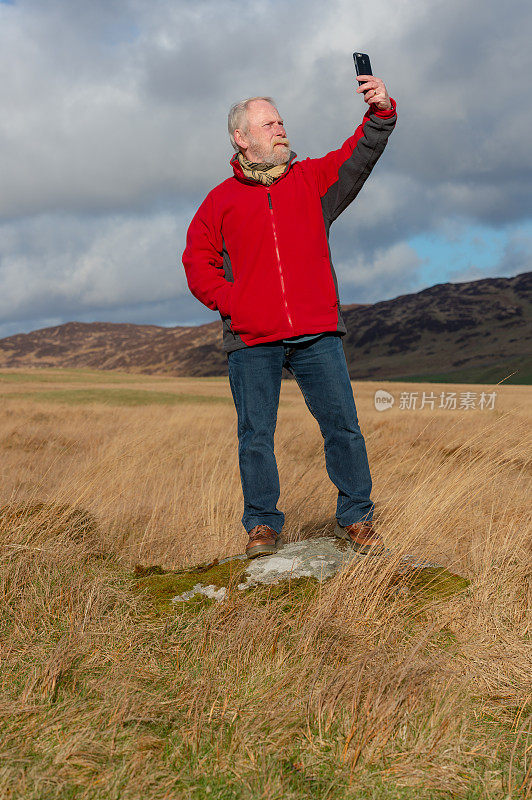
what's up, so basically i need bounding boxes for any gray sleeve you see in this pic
[321,110,397,228]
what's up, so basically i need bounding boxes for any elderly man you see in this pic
[182,75,397,559]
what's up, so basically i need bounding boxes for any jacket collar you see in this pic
[230,150,298,185]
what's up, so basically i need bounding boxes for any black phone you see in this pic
[353,52,372,93]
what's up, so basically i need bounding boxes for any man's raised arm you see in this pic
[303,78,397,226]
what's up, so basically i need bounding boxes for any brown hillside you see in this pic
[0,272,530,383]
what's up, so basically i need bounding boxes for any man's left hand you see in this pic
[356,75,391,111]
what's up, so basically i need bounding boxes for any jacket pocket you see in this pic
[230,279,285,338]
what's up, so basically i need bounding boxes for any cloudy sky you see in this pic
[0,0,531,338]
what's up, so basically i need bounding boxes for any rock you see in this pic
[238,537,362,588]
[133,556,248,609]
[173,583,228,602]
[163,537,468,607]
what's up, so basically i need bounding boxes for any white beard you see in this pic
[245,134,291,166]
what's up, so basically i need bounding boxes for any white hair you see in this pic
[227,96,277,152]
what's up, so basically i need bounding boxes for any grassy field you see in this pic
[0,368,530,799]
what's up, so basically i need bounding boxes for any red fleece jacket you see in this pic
[182,98,397,349]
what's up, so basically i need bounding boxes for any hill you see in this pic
[0,272,530,383]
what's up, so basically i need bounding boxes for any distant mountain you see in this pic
[342,271,531,384]
[1,272,530,384]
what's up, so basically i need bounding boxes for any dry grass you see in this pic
[0,368,530,799]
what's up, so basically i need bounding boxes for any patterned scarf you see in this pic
[237,152,289,186]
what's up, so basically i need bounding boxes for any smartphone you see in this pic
[353,52,372,93]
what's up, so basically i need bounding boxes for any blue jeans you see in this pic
[227,333,374,535]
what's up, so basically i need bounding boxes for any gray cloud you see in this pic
[0,0,530,336]
[0,210,188,322]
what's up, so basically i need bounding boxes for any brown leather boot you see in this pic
[334,520,385,555]
[245,524,282,559]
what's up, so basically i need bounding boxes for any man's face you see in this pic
[238,100,290,165]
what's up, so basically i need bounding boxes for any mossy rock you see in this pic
[240,575,320,611]
[132,557,247,610]
[387,566,470,607]
[131,550,470,616]
[132,556,321,613]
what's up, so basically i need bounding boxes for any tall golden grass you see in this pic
[0,370,530,799]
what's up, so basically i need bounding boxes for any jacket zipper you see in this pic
[267,191,293,329]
